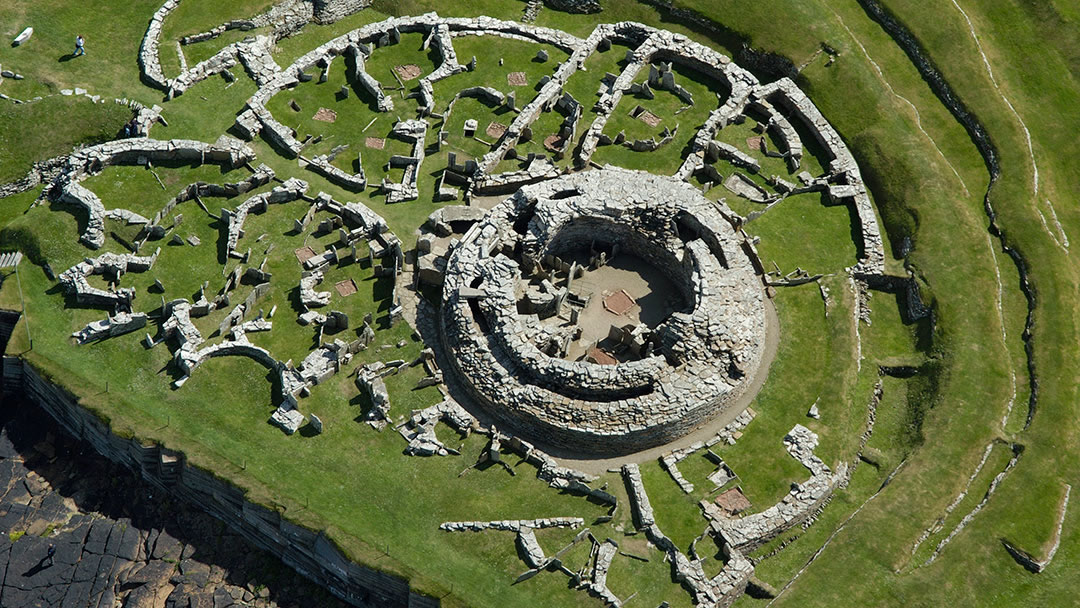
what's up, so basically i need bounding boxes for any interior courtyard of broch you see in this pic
[0,1,982,607]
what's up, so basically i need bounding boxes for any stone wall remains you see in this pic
[439,168,769,455]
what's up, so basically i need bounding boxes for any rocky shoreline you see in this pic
[0,400,349,608]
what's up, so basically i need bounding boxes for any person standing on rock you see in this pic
[46,543,56,566]
[73,35,85,57]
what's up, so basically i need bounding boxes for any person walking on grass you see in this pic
[73,35,85,57]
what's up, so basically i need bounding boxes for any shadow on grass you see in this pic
[226,123,250,142]
[265,366,285,405]
[108,230,137,253]
[46,283,104,313]
[885,287,934,354]
[47,200,89,243]
[322,323,350,337]
[369,274,394,306]
[845,201,865,262]
[158,356,189,388]
[298,423,321,437]
[350,390,373,420]
[212,216,228,264]
[287,285,305,315]
[342,52,387,114]
[374,312,392,330]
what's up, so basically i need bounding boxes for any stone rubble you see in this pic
[230,317,272,341]
[381,119,428,203]
[356,369,390,428]
[300,269,332,308]
[304,150,367,191]
[712,408,756,445]
[270,407,306,434]
[0,153,70,200]
[72,312,148,344]
[439,517,583,533]
[162,299,204,349]
[586,538,620,606]
[401,421,451,456]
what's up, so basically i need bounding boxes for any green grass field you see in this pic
[2,1,1079,607]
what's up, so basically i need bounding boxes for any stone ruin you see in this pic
[50,137,253,250]
[138,9,884,284]
[58,249,160,310]
[72,311,148,344]
[438,168,769,455]
[139,0,372,99]
[20,5,899,607]
[39,125,405,437]
[703,425,847,552]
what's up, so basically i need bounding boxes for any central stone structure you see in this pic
[440,168,769,455]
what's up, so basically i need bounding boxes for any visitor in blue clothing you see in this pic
[74,35,85,57]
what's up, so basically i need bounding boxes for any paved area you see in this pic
[559,253,686,361]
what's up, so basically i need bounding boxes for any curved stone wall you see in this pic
[439,168,768,455]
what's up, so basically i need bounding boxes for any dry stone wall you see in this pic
[703,425,847,552]
[58,249,160,309]
[139,0,370,96]
[621,463,752,608]
[439,168,768,455]
[751,79,885,276]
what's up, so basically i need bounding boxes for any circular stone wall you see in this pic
[440,167,769,455]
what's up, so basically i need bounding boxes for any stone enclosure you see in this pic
[1,2,894,608]
[439,168,770,454]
